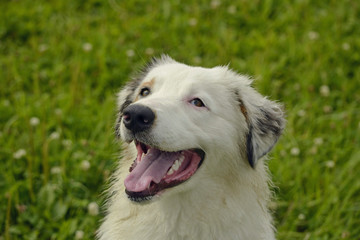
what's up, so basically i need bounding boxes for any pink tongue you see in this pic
[124,149,179,192]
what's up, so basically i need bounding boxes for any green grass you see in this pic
[0,0,359,239]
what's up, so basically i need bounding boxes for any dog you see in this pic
[98,56,285,240]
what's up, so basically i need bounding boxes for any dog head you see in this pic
[115,55,285,202]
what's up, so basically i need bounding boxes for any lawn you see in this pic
[0,0,359,239]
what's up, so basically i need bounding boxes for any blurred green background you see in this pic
[0,0,359,239]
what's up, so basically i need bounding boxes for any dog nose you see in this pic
[122,104,155,133]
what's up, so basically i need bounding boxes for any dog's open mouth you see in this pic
[124,141,205,202]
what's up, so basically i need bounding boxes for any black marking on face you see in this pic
[115,121,121,138]
[115,56,176,139]
[137,57,159,78]
[115,80,142,138]
[134,55,174,83]
[120,99,133,114]
[115,57,169,139]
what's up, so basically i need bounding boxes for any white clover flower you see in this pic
[55,108,63,116]
[293,83,301,91]
[38,44,48,52]
[280,150,286,157]
[126,49,135,57]
[320,85,330,97]
[310,146,317,155]
[62,139,72,148]
[227,5,236,14]
[50,166,62,174]
[341,231,350,238]
[308,31,319,40]
[320,72,327,80]
[75,230,84,240]
[188,18,198,26]
[88,202,99,216]
[49,131,60,140]
[30,117,40,126]
[145,48,154,55]
[323,105,332,113]
[82,42,93,52]
[73,151,85,159]
[297,109,306,117]
[80,139,88,146]
[342,43,350,51]
[39,70,48,79]
[298,213,305,220]
[325,161,335,168]
[81,160,91,171]
[16,204,27,213]
[3,99,10,106]
[290,147,300,156]
[314,137,324,145]
[193,56,202,64]
[211,0,221,9]
[13,149,27,159]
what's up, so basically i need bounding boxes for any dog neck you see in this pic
[99,158,275,240]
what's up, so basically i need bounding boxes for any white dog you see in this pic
[98,56,285,240]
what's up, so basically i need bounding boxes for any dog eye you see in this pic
[140,87,151,97]
[190,98,205,107]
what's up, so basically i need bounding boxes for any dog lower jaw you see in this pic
[126,194,154,203]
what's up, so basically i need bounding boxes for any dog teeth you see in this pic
[167,169,174,175]
[173,160,180,171]
[167,155,185,175]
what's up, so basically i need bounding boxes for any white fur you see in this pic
[98,56,285,240]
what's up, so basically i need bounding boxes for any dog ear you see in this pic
[241,96,285,168]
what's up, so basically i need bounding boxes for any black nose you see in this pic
[122,104,155,133]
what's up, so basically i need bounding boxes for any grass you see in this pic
[0,0,359,239]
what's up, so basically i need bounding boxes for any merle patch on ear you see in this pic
[245,101,285,168]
